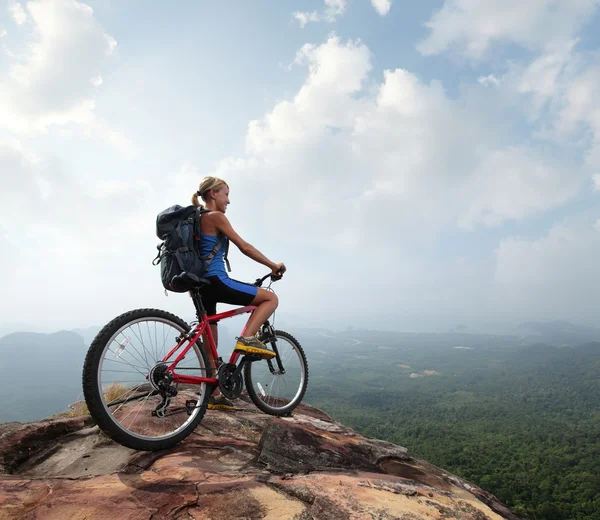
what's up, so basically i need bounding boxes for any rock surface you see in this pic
[0,397,522,519]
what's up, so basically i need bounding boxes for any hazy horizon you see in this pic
[2,0,600,333]
[1,313,599,341]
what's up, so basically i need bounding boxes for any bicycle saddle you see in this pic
[170,272,211,291]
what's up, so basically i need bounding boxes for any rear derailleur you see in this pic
[150,363,178,418]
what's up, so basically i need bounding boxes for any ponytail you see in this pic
[191,191,204,208]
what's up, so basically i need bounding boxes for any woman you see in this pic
[192,176,285,409]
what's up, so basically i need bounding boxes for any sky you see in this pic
[1,0,600,334]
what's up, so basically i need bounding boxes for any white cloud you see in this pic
[516,40,581,117]
[417,0,600,59]
[371,0,391,16]
[211,35,582,269]
[293,11,320,28]
[0,140,156,326]
[9,2,27,25]
[293,0,346,27]
[593,173,600,190]
[324,0,346,18]
[540,61,600,170]
[478,74,500,87]
[0,0,118,136]
[457,148,578,229]
[0,28,7,38]
[493,219,600,322]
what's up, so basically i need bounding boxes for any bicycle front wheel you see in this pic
[82,308,212,451]
[244,330,308,416]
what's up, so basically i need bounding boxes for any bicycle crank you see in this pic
[217,362,245,399]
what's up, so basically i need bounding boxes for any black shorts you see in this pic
[201,275,258,318]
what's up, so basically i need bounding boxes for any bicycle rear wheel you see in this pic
[82,308,212,451]
[244,330,308,416]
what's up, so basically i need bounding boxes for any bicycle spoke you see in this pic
[134,323,153,367]
[146,320,157,365]
[109,385,151,415]
[124,390,154,430]
[112,333,151,373]
[102,369,145,375]
[103,356,147,373]
[127,327,154,369]
[108,392,150,409]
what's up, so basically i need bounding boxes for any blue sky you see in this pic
[1,0,600,334]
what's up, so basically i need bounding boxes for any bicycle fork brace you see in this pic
[261,320,286,375]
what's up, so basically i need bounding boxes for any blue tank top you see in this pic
[198,233,228,277]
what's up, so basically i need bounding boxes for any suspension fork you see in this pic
[261,321,286,374]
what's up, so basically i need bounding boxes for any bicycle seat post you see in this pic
[190,289,206,321]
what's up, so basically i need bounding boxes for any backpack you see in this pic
[151,205,230,293]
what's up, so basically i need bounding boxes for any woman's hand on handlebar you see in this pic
[254,264,286,287]
[271,262,286,279]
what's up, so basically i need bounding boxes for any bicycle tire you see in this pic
[82,308,212,451]
[244,329,308,416]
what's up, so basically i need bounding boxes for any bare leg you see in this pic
[244,288,279,337]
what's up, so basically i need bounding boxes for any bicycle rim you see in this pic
[244,330,308,415]
[96,316,208,442]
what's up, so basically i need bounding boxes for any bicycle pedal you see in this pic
[185,399,198,415]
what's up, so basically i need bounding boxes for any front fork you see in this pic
[260,321,285,375]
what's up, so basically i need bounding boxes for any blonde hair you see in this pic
[192,176,228,208]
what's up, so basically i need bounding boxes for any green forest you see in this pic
[301,330,600,520]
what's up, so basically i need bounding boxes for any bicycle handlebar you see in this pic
[254,265,286,287]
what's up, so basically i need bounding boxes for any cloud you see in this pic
[417,0,600,59]
[371,0,391,16]
[9,2,27,25]
[513,50,600,170]
[208,35,583,284]
[293,0,346,27]
[478,74,500,87]
[0,139,156,325]
[516,41,579,116]
[0,0,118,136]
[293,11,320,28]
[553,63,600,167]
[593,173,600,190]
[493,218,600,322]
[0,28,8,38]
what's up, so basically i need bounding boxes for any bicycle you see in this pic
[81,270,308,451]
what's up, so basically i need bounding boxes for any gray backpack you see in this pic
[152,205,229,292]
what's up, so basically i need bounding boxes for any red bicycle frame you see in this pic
[161,304,258,386]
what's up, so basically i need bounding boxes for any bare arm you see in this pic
[213,213,280,272]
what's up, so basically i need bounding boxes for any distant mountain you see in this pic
[516,320,600,346]
[0,322,50,338]
[0,331,87,423]
[70,326,102,346]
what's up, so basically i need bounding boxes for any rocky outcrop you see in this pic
[0,397,522,519]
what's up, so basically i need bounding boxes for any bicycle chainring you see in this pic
[217,363,244,399]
